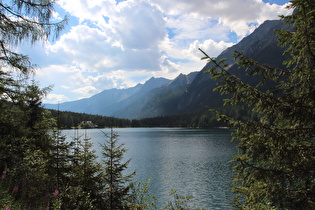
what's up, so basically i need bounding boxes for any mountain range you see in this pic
[44,19,290,119]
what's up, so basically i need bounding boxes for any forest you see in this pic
[48,103,259,129]
[47,109,222,128]
[1,0,315,209]
[47,109,132,128]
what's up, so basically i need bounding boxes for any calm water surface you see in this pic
[62,127,237,209]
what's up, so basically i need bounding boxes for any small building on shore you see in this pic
[79,121,97,128]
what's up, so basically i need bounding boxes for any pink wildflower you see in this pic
[54,189,59,197]
[5,207,10,210]
[2,171,6,180]
[13,186,19,192]
[22,179,27,187]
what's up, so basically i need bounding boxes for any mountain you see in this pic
[112,72,198,119]
[44,74,198,118]
[45,19,291,119]
[44,77,171,116]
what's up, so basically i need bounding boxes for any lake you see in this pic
[62,127,237,209]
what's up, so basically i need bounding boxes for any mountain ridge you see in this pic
[44,76,171,115]
[44,74,198,117]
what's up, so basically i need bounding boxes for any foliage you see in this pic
[162,189,204,210]
[49,130,72,192]
[48,109,132,128]
[69,130,104,209]
[48,102,259,128]
[52,185,96,210]
[128,179,157,209]
[100,128,136,209]
[200,0,315,209]
[0,0,65,209]
[131,111,218,128]
[0,0,67,74]
[132,106,256,128]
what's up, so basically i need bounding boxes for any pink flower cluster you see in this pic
[54,189,59,197]
[2,170,6,180]
[13,186,19,193]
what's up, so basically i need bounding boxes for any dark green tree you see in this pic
[101,128,135,209]
[69,130,103,209]
[200,0,315,209]
[49,131,72,191]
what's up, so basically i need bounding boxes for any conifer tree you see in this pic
[49,131,72,190]
[69,130,103,209]
[101,128,135,209]
[200,0,315,209]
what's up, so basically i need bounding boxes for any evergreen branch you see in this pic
[199,48,288,115]
[0,2,61,27]
[300,2,315,69]
[18,0,52,8]
[0,40,8,59]
[234,51,290,79]
[200,48,314,117]
[0,1,68,43]
[198,48,225,72]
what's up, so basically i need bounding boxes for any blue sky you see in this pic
[20,0,292,103]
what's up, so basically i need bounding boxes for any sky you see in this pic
[19,0,292,104]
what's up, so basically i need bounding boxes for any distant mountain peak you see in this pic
[166,72,198,88]
[142,77,171,89]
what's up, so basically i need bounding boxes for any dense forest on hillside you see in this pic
[131,105,259,128]
[47,109,131,128]
[48,104,259,129]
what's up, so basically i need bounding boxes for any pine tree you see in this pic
[101,128,135,209]
[69,130,103,209]
[50,131,72,191]
[200,0,315,209]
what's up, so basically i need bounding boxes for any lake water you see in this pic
[62,127,237,209]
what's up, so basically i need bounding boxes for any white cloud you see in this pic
[160,56,182,74]
[48,25,114,71]
[44,1,167,74]
[185,39,234,60]
[165,14,231,41]
[72,86,98,97]
[44,93,69,104]
[111,0,166,50]
[57,0,116,25]
[36,64,139,102]
[151,0,291,37]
